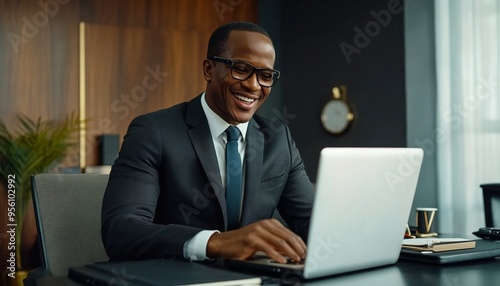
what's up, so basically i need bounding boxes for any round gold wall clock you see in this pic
[321,85,355,134]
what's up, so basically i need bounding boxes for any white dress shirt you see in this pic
[183,93,247,261]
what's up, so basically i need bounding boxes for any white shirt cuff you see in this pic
[183,230,219,261]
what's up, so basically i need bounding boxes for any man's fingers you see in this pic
[266,219,307,258]
[254,219,307,262]
[206,219,308,263]
[250,235,288,263]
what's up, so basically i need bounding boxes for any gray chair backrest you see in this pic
[31,174,109,276]
[480,184,500,227]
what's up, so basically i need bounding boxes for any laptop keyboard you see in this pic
[271,258,305,265]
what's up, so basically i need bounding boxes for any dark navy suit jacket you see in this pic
[101,95,315,260]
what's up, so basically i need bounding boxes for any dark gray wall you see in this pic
[258,0,283,116]
[261,0,407,181]
[404,0,438,226]
[259,0,439,227]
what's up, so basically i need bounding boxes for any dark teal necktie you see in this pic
[225,126,242,230]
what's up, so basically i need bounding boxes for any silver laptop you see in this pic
[226,147,424,280]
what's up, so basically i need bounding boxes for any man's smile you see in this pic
[233,93,256,103]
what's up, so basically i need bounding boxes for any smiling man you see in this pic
[101,22,315,265]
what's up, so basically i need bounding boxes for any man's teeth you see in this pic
[234,94,255,103]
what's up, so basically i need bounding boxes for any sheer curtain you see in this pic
[435,0,500,234]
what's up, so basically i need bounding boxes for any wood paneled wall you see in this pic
[0,0,258,167]
[0,0,81,130]
[82,23,211,164]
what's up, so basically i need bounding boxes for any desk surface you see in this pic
[33,257,500,286]
[304,258,500,286]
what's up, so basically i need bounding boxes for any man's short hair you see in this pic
[207,21,272,58]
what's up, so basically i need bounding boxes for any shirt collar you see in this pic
[201,92,248,140]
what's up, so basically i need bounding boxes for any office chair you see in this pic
[480,183,500,227]
[25,174,109,284]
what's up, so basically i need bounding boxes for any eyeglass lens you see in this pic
[230,61,277,87]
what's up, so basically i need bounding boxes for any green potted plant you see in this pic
[0,113,81,285]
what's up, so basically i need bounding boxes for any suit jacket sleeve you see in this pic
[278,124,315,241]
[101,112,203,261]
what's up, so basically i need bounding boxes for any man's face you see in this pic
[204,30,276,125]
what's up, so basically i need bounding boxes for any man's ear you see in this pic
[203,59,213,82]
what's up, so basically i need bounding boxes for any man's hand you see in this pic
[206,218,306,263]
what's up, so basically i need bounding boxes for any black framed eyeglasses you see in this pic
[209,56,280,87]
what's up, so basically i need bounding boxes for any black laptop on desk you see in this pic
[399,240,500,264]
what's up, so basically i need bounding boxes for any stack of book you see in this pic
[402,238,476,253]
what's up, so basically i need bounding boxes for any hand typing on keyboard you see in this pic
[271,258,305,265]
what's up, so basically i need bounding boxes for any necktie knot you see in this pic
[226,126,240,142]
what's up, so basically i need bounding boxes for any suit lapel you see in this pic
[186,96,228,229]
[240,119,264,226]
[185,96,266,230]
